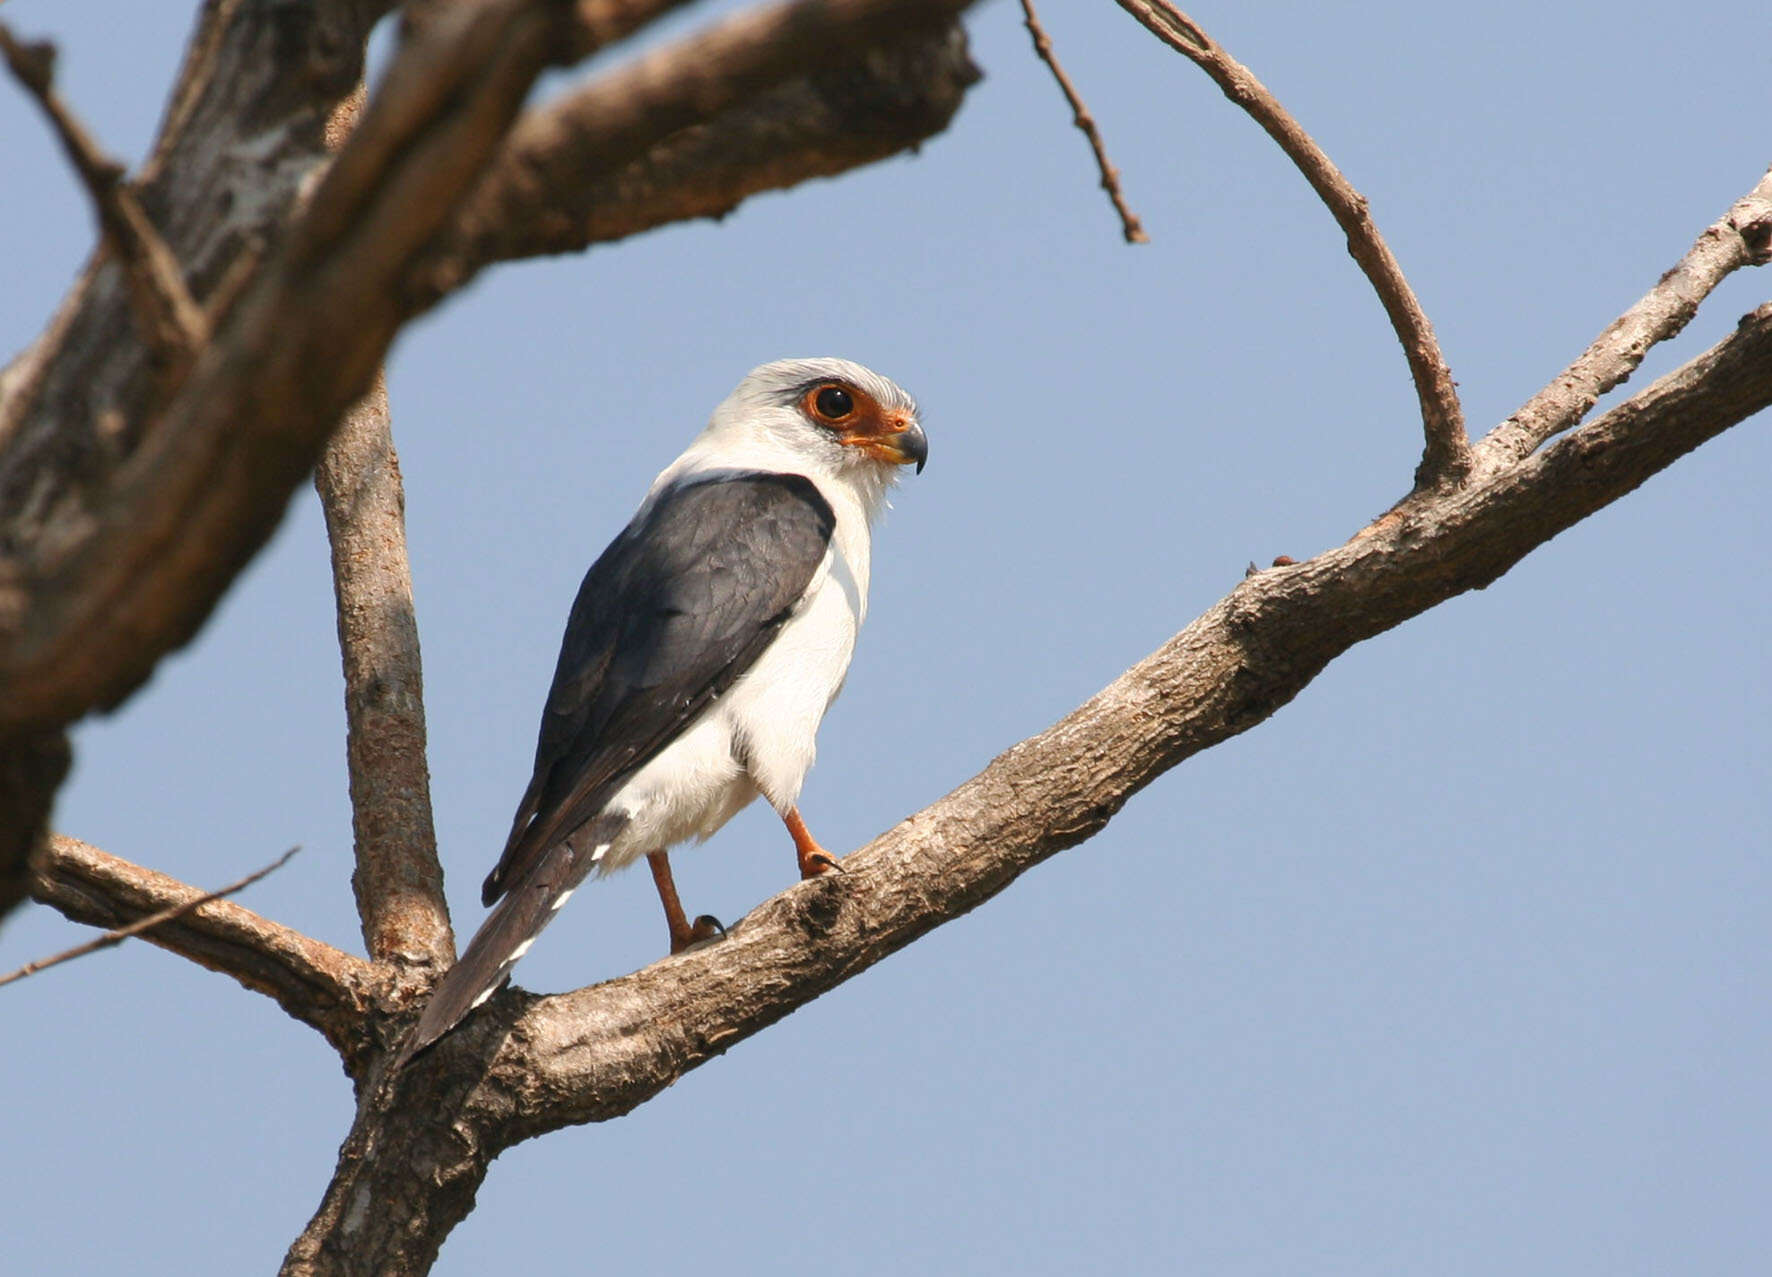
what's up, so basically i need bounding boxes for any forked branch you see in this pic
[1477,167,1772,474]
[1114,0,1469,488]
[0,23,206,364]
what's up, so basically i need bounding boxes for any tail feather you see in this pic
[392,814,625,1069]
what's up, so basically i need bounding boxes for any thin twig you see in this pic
[2,847,298,988]
[0,22,207,362]
[1476,166,1772,475]
[29,835,377,1065]
[1114,0,1469,488]
[1019,0,1146,244]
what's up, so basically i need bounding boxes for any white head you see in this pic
[672,358,927,517]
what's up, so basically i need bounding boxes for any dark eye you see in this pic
[814,386,854,420]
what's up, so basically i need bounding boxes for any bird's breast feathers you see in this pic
[594,533,864,868]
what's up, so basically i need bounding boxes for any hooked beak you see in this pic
[837,407,927,473]
[888,420,928,474]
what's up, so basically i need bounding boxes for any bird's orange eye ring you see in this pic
[805,383,856,423]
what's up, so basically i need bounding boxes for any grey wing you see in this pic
[481,470,836,904]
[394,471,836,1067]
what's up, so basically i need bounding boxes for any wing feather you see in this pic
[481,470,835,905]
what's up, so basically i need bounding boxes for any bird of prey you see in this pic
[397,357,927,1064]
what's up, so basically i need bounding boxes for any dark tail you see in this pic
[392,814,625,1069]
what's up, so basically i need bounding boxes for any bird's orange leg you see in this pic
[646,850,722,954]
[783,807,842,879]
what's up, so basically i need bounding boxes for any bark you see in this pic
[423,17,978,291]
[316,380,455,976]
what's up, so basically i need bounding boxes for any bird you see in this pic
[395,357,927,1065]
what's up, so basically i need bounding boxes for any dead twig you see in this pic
[30,835,378,1064]
[2,847,297,988]
[1019,0,1146,243]
[1114,0,1469,488]
[0,22,207,364]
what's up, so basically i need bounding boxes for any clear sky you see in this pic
[4,2,1768,1274]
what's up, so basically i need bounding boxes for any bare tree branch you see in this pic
[0,0,606,736]
[0,1,395,928]
[1114,0,1470,489]
[428,18,975,273]
[1477,166,1772,475]
[284,300,1772,1273]
[1018,0,1147,244]
[0,0,395,518]
[30,836,377,1061]
[419,0,974,300]
[0,23,206,364]
[520,308,1772,1089]
[316,379,455,975]
[1,847,298,988]
[314,83,454,978]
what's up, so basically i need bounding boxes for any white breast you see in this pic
[593,492,873,873]
[720,541,862,808]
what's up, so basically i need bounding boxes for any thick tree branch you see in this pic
[1018,0,1146,244]
[526,313,1772,1088]
[285,299,1772,1273]
[420,0,973,299]
[426,18,975,273]
[0,0,594,736]
[1115,0,1470,488]
[0,24,206,364]
[0,0,394,527]
[30,836,377,1060]
[0,0,395,921]
[1477,167,1772,475]
[315,84,454,978]
[316,379,455,975]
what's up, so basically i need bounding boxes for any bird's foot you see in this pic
[798,848,844,879]
[783,806,843,879]
[669,913,725,955]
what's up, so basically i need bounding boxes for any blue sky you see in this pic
[3,2,1767,1273]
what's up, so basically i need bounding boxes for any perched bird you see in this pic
[396,358,927,1064]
